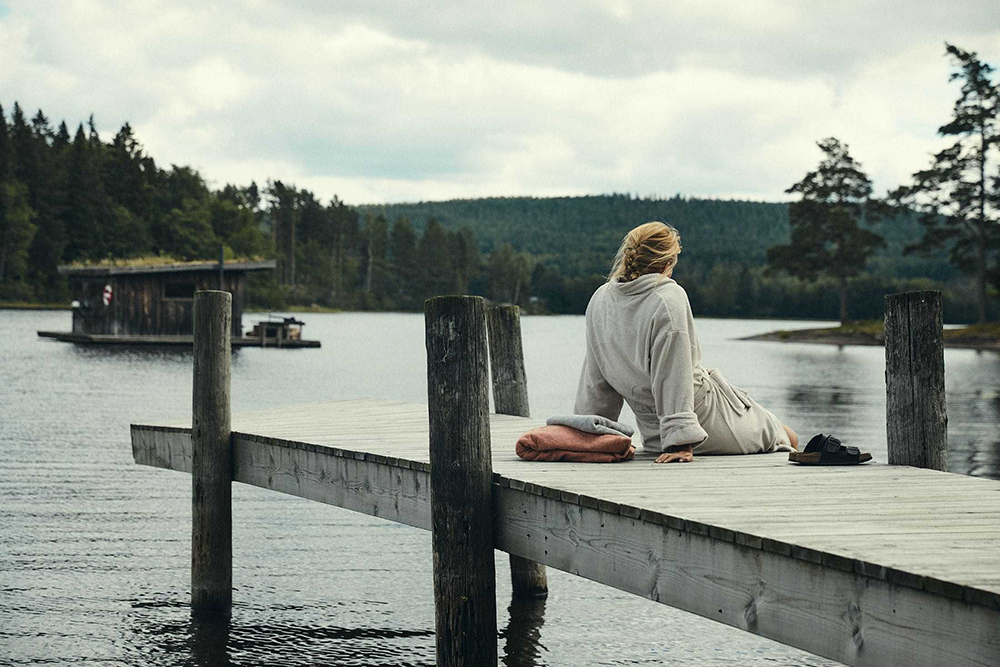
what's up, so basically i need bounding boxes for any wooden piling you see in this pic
[191,290,233,616]
[885,291,947,471]
[486,305,548,599]
[218,245,225,291]
[425,296,497,667]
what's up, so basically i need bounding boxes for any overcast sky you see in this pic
[1,1,998,205]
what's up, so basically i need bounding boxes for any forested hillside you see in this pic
[360,195,956,281]
[359,196,984,320]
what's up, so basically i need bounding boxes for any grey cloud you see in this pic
[1,1,998,203]
[276,1,999,79]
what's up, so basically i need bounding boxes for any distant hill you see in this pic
[359,194,954,280]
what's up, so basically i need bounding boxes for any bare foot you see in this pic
[783,424,799,450]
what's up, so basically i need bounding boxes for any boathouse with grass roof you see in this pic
[59,259,276,337]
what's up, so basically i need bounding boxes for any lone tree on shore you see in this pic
[767,137,885,323]
[890,43,999,323]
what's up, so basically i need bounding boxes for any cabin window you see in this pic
[164,282,196,299]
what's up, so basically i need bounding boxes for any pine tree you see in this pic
[30,110,53,146]
[891,44,1000,322]
[105,123,152,222]
[0,106,37,287]
[0,104,9,184]
[487,243,531,304]
[360,213,389,297]
[328,197,358,305]
[266,180,300,284]
[449,226,480,293]
[0,181,37,289]
[9,103,32,185]
[704,263,738,316]
[0,103,10,278]
[63,124,109,261]
[54,121,71,151]
[766,137,885,323]
[87,115,101,149]
[415,218,456,300]
[390,217,418,307]
[20,107,67,298]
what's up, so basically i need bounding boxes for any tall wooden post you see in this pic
[486,305,548,599]
[425,296,497,666]
[192,290,233,616]
[885,291,947,471]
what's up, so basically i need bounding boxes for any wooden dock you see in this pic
[133,398,1000,667]
[129,291,999,666]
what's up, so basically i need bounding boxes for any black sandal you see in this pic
[789,434,872,465]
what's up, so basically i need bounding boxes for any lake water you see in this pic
[2,309,998,666]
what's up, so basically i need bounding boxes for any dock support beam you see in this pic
[191,290,233,616]
[425,296,497,666]
[486,305,548,599]
[885,291,947,471]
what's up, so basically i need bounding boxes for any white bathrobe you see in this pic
[574,274,791,455]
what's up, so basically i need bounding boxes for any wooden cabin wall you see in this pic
[114,274,158,335]
[158,274,196,335]
[70,271,251,337]
[156,272,246,336]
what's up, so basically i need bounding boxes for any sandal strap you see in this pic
[821,438,860,463]
[804,434,829,453]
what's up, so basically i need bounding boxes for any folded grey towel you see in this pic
[545,414,635,437]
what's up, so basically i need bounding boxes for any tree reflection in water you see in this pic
[946,386,1000,480]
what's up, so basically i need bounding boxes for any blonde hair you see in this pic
[609,221,682,282]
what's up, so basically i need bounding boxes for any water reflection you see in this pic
[786,385,859,409]
[947,383,1000,479]
[66,344,238,361]
[189,614,232,667]
[500,597,548,667]
[950,440,1000,479]
[132,606,438,666]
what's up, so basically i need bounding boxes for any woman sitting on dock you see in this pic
[574,221,798,463]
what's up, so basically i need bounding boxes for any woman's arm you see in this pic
[649,327,707,458]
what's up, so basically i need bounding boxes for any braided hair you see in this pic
[609,221,682,283]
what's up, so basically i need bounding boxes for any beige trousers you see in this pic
[692,367,792,455]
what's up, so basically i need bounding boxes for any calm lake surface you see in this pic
[2,309,998,666]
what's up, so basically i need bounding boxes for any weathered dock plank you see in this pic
[132,398,1000,667]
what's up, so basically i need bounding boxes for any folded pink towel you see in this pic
[516,425,635,463]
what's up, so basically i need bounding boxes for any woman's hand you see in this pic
[655,446,694,464]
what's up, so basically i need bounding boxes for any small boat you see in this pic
[247,316,320,348]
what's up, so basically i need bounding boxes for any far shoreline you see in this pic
[5,301,999,351]
[741,322,1000,352]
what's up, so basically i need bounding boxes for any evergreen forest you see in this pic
[0,98,994,323]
